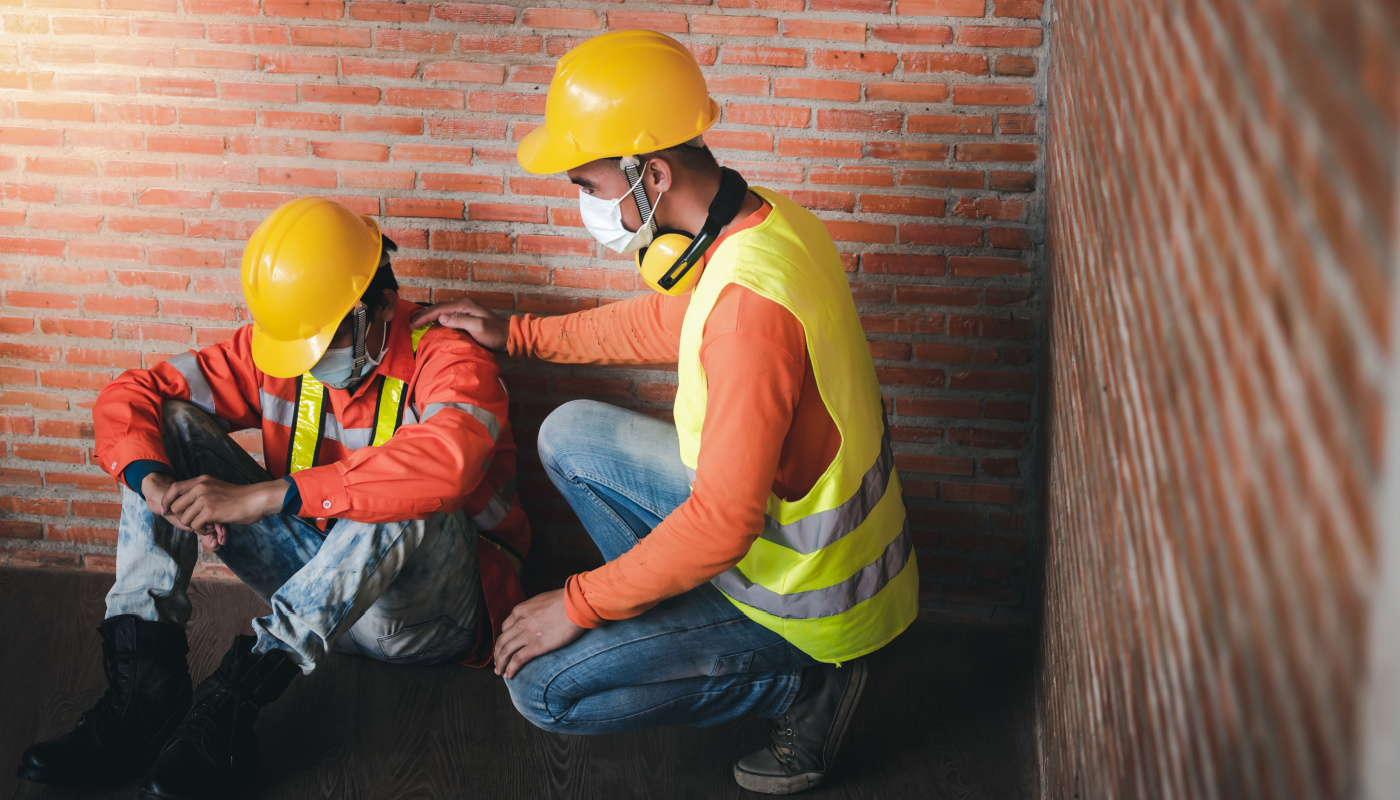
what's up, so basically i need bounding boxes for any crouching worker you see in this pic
[413,31,916,795]
[17,197,528,800]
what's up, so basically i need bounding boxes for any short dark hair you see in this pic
[361,234,399,313]
[611,143,719,175]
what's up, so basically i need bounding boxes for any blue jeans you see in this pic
[105,401,481,672]
[505,400,818,734]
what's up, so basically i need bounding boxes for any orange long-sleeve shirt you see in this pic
[508,204,842,628]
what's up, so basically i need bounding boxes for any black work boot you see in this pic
[140,634,300,800]
[18,615,192,787]
[733,660,869,795]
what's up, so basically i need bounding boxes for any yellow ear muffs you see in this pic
[637,232,704,296]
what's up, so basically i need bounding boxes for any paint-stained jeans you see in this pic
[505,400,818,734]
[105,401,480,672]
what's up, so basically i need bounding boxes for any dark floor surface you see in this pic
[0,567,1037,800]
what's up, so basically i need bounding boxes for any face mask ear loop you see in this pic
[621,156,659,238]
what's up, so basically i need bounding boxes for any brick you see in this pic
[302,84,380,104]
[860,194,946,216]
[521,7,599,30]
[817,109,902,132]
[909,114,993,134]
[995,55,1036,76]
[692,14,778,37]
[374,29,453,52]
[775,78,860,102]
[16,101,93,122]
[722,46,806,68]
[993,0,1041,17]
[727,103,811,128]
[865,141,949,161]
[260,110,339,130]
[953,85,1035,105]
[289,24,372,47]
[870,24,952,44]
[956,26,1042,47]
[431,3,514,23]
[424,62,507,84]
[386,88,464,109]
[956,143,1037,162]
[813,49,898,74]
[341,55,418,78]
[782,20,865,43]
[606,11,687,33]
[468,203,547,224]
[777,138,861,159]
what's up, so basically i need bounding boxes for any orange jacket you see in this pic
[93,297,529,667]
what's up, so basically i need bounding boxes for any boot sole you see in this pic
[733,661,870,795]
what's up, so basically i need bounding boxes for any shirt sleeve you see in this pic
[290,328,508,524]
[507,292,689,365]
[93,327,265,482]
[563,286,808,627]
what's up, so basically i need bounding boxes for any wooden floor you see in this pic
[0,567,1037,800]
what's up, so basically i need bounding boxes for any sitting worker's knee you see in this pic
[536,399,612,477]
[160,399,218,441]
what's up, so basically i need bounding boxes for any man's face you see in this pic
[568,159,645,233]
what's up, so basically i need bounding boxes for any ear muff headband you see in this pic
[645,167,749,292]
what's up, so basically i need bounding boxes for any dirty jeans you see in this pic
[505,400,818,734]
[105,401,480,671]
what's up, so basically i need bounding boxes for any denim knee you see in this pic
[536,399,611,479]
[504,660,570,733]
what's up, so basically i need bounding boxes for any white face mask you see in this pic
[578,169,662,254]
[310,326,388,390]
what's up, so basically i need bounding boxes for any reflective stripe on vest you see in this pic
[673,187,918,664]
[287,324,433,475]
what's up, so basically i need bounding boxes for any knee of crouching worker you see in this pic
[503,667,559,731]
[160,400,214,440]
[536,399,608,478]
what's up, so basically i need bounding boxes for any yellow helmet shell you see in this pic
[517,30,720,175]
[637,233,704,296]
[241,197,382,378]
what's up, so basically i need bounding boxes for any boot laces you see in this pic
[80,642,129,735]
[767,713,799,768]
[174,679,239,747]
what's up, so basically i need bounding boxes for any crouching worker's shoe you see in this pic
[141,634,299,800]
[733,660,869,795]
[18,615,192,788]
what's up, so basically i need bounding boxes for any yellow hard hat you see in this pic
[517,30,720,175]
[240,197,382,378]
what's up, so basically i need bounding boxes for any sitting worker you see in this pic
[17,197,528,800]
[413,30,915,795]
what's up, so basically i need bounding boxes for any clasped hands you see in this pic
[140,472,287,553]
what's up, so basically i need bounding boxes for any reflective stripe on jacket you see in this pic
[674,187,918,664]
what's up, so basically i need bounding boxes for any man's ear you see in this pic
[377,289,397,322]
[646,156,673,194]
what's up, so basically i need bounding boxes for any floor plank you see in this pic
[0,568,1036,800]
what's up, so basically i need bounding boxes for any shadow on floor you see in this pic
[0,567,1037,800]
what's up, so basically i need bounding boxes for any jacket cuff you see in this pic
[99,438,170,483]
[564,573,605,629]
[121,460,172,494]
[291,465,350,520]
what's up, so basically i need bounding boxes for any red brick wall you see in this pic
[0,0,1048,617]
[1040,0,1397,796]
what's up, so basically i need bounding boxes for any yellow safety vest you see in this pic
[288,324,433,474]
[675,187,918,663]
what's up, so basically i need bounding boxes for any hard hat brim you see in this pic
[516,98,721,175]
[250,316,340,380]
